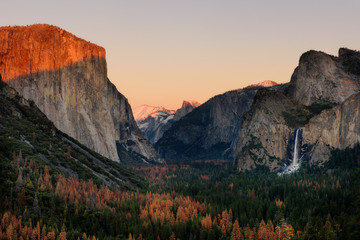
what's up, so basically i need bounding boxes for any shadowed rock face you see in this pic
[287,49,360,105]
[173,100,200,122]
[155,81,280,161]
[302,92,360,165]
[0,24,162,164]
[134,100,200,144]
[234,48,360,172]
[156,88,263,160]
[233,89,307,172]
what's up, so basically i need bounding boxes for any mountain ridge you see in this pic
[156,81,280,161]
[133,100,200,144]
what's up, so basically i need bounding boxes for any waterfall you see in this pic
[292,128,300,166]
[279,128,302,174]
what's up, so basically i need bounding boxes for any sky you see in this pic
[1,0,360,109]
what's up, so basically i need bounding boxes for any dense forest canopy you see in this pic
[1,145,360,239]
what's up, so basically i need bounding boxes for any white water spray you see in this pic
[292,128,300,166]
[280,128,302,175]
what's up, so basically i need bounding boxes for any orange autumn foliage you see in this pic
[257,220,276,240]
[275,219,295,240]
[200,175,210,181]
[0,212,99,240]
[201,214,213,231]
[275,199,285,209]
[231,220,241,240]
[139,192,206,226]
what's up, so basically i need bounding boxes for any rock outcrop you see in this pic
[173,100,201,121]
[156,82,279,161]
[233,89,310,171]
[134,105,176,144]
[287,49,360,105]
[0,75,144,188]
[302,92,360,165]
[133,100,200,144]
[234,48,360,172]
[0,24,162,164]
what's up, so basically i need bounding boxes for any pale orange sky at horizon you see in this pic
[2,0,360,109]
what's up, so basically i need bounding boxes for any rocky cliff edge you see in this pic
[0,24,162,164]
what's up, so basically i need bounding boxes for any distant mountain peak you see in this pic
[181,100,201,108]
[133,105,176,121]
[134,100,200,143]
[133,100,201,121]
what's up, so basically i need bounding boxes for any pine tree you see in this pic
[221,223,227,236]
[231,220,241,240]
[275,219,294,240]
[128,233,134,240]
[59,230,67,240]
[257,220,267,240]
[170,232,176,240]
[6,223,14,240]
[47,230,56,240]
[14,170,24,193]
[16,187,26,206]
[33,193,41,214]
[201,214,212,231]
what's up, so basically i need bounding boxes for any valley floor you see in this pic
[1,148,360,240]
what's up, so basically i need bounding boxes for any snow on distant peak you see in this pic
[244,80,278,89]
[133,104,175,121]
[181,100,201,108]
[133,100,201,121]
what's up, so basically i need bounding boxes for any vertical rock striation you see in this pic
[156,88,266,160]
[234,48,360,172]
[0,24,161,164]
[302,92,360,165]
[233,89,307,171]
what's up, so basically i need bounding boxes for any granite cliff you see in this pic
[156,81,278,161]
[234,48,360,172]
[0,24,161,164]
[302,92,360,165]
[0,75,143,188]
[287,48,360,105]
[233,89,311,171]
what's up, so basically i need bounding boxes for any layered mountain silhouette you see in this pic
[2,24,359,172]
[154,49,360,172]
[155,81,279,161]
[133,100,200,144]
